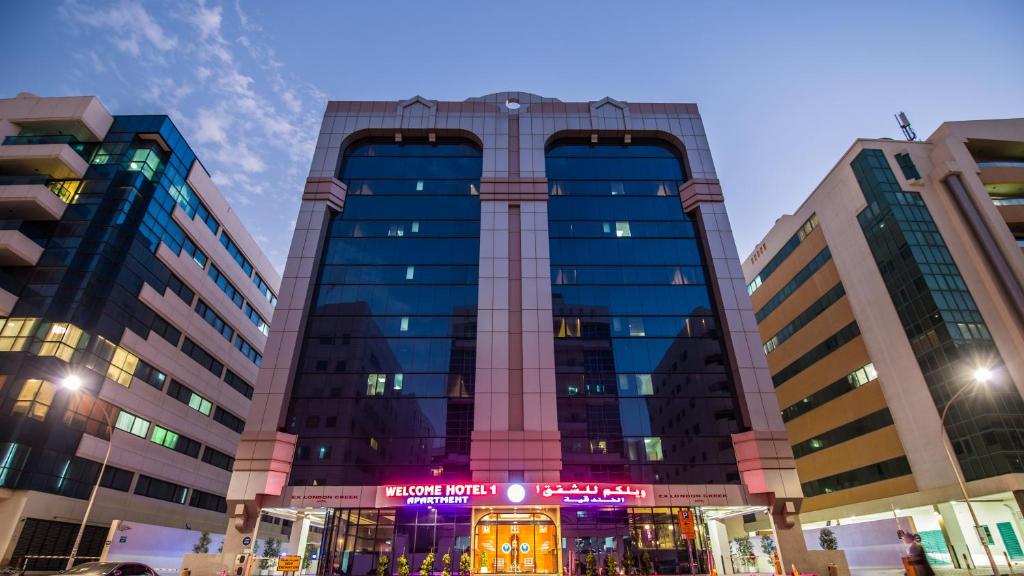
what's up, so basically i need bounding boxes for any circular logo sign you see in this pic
[501,543,512,554]
[506,484,526,503]
[242,536,252,546]
[520,543,530,553]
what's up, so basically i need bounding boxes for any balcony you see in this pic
[0,181,68,220]
[977,160,1024,194]
[0,135,92,179]
[0,229,43,266]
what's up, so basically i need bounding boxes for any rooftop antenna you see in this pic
[895,111,917,141]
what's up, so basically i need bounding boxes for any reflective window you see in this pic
[287,138,482,486]
[853,148,1024,481]
[547,138,742,484]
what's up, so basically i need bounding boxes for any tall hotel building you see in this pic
[743,119,1024,571]
[0,94,278,568]
[220,92,847,576]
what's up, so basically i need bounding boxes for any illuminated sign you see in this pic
[535,483,649,505]
[507,484,526,503]
[375,482,655,507]
[382,483,497,505]
[281,481,738,508]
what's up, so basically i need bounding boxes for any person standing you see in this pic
[903,532,935,576]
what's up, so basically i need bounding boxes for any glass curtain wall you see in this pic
[287,138,482,486]
[545,139,744,484]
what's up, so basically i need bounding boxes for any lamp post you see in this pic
[62,374,117,571]
[939,367,1000,576]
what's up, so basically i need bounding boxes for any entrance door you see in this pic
[473,511,560,575]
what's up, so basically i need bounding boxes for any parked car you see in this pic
[51,563,159,576]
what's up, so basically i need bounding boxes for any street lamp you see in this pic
[939,366,1000,576]
[62,374,116,571]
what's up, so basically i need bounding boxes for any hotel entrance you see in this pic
[471,509,561,575]
[285,482,754,575]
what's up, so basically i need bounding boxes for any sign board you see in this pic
[277,556,301,572]
[242,536,252,546]
[288,481,747,508]
[375,482,656,507]
[677,508,697,540]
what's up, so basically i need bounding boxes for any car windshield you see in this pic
[63,563,121,575]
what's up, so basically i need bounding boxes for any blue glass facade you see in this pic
[546,140,743,484]
[853,148,1024,480]
[286,138,482,486]
[0,111,278,567]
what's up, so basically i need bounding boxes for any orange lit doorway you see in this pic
[472,509,561,575]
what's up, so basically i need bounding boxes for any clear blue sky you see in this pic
[2,0,1022,273]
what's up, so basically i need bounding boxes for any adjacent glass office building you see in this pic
[0,94,277,569]
[222,93,836,576]
[742,120,1024,572]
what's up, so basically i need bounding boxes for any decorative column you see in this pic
[680,178,849,576]
[222,177,347,556]
[470,104,561,482]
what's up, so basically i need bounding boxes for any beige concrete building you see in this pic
[174,92,853,576]
[0,94,279,570]
[743,119,1024,572]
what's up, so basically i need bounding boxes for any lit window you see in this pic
[643,437,664,461]
[47,180,81,204]
[115,410,151,438]
[388,225,405,237]
[12,379,56,421]
[37,322,84,362]
[411,221,420,233]
[610,182,625,195]
[318,446,330,460]
[628,318,645,336]
[602,223,611,234]
[615,222,632,237]
[367,373,387,396]
[151,426,179,450]
[556,317,581,338]
[406,266,415,280]
[369,437,379,451]
[126,147,163,180]
[393,373,404,390]
[590,440,608,454]
[614,373,655,393]
[188,392,213,416]
[637,374,654,396]
[431,467,443,477]
[107,345,139,387]
[400,317,409,332]
[0,318,38,352]
[415,180,424,191]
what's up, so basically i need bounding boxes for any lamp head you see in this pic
[973,367,993,384]
[62,374,83,391]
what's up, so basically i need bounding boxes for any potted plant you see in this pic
[602,553,618,576]
[398,554,411,576]
[442,552,452,576]
[733,537,754,572]
[584,551,597,576]
[378,554,390,576]
[421,550,436,576]
[621,549,635,576]
[459,552,471,576]
[819,527,839,550]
